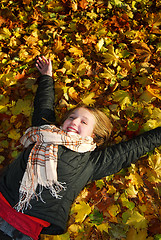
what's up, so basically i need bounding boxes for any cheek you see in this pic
[62,120,68,130]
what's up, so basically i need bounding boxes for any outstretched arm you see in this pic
[32,56,56,127]
[91,127,161,181]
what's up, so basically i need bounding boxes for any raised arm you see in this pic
[91,127,161,181]
[32,56,56,127]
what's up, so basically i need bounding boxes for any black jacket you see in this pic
[1,75,161,235]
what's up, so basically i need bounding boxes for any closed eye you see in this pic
[69,116,75,120]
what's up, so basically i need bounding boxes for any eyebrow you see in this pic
[70,113,89,120]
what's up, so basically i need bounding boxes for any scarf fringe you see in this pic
[15,182,67,213]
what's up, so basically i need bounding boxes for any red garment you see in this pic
[0,192,50,240]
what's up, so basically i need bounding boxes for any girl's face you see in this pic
[62,107,96,137]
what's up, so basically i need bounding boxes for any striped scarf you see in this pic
[15,125,96,212]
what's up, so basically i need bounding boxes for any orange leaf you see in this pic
[0,16,6,27]
[79,0,88,9]
[23,0,32,5]
[15,70,25,80]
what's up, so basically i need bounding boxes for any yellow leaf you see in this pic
[71,201,92,223]
[99,67,116,81]
[68,223,82,233]
[0,27,11,40]
[107,185,116,194]
[9,36,21,48]
[43,232,70,240]
[96,223,109,233]
[146,85,161,100]
[68,87,80,102]
[69,46,83,57]
[76,61,88,76]
[151,107,161,120]
[125,183,138,198]
[82,92,95,105]
[0,72,17,86]
[126,210,148,230]
[24,35,38,46]
[96,38,104,52]
[54,38,65,53]
[86,11,98,19]
[148,152,161,178]
[64,61,73,71]
[103,45,119,66]
[19,48,29,61]
[143,119,160,131]
[8,129,21,141]
[82,79,91,88]
[10,116,17,123]
[107,204,120,217]
[113,90,131,110]
[11,99,31,116]
[0,105,7,113]
[120,193,135,210]
[126,172,144,189]
[126,228,148,240]
[0,156,5,164]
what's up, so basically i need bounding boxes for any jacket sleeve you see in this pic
[32,75,56,127]
[91,127,161,181]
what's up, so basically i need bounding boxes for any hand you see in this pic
[35,56,52,77]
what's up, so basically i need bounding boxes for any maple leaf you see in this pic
[146,85,161,101]
[107,204,121,217]
[71,201,92,223]
[0,27,11,40]
[89,209,103,225]
[54,38,65,53]
[112,90,131,110]
[0,16,6,27]
[69,46,83,57]
[96,223,109,233]
[126,228,149,240]
[147,12,161,34]
[79,0,88,9]
[133,42,152,62]
[120,193,135,210]
[148,152,161,179]
[68,87,80,102]
[82,92,96,105]
[103,45,119,66]
[126,210,148,230]
[8,129,21,141]
[11,99,32,116]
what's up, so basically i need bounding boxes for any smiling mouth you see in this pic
[67,127,79,134]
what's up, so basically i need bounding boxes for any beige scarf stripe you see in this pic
[15,124,96,212]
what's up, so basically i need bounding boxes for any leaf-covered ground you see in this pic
[1,0,161,239]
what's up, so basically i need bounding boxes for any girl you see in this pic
[1,56,161,240]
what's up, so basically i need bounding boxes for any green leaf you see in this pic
[127,121,139,131]
[89,209,104,225]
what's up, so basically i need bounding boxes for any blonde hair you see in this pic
[61,104,113,148]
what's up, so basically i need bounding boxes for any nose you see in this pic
[71,117,80,125]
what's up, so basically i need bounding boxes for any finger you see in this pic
[35,63,42,71]
[41,56,48,64]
